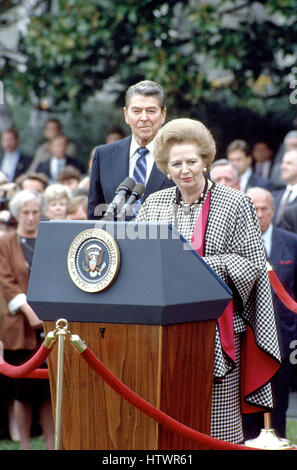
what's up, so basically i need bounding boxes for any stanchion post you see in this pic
[245,412,295,449]
[54,319,69,451]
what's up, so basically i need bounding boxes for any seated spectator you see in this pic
[226,139,275,193]
[0,190,54,450]
[273,149,297,226]
[105,126,126,144]
[0,182,19,212]
[210,158,240,189]
[77,147,96,194]
[36,134,85,183]
[76,178,90,194]
[270,130,297,189]
[29,118,77,172]
[0,128,31,182]
[0,171,8,185]
[281,203,297,234]
[0,210,17,237]
[244,187,297,440]
[67,195,88,220]
[43,183,71,220]
[57,165,82,193]
[16,172,48,194]
[252,140,275,179]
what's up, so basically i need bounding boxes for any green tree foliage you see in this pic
[2,0,297,113]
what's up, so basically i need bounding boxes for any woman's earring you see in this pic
[203,167,207,172]
[167,174,172,180]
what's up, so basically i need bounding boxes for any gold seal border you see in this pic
[67,228,120,293]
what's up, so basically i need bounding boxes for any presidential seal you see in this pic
[67,228,120,292]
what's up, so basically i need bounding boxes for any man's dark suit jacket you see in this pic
[281,203,297,234]
[243,225,297,440]
[269,226,297,358]
[87,136,175,220]
[36,156,85,180]
[272,188,297,226]
[246,171,275,192]
[0,153,32,181]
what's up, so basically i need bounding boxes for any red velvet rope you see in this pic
[80,346,256,451]
[269,270,297,314]
[0,344,50,379]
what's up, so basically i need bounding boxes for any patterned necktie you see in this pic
[133,147,149,186]
[132,147,149,214]
[275,189,292,225]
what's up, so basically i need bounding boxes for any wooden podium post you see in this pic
[28,221,232,450]
[43,320,216,450]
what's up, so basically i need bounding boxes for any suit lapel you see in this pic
[104,137,130,197]
[270,228,285,266]
[145,163,166,199]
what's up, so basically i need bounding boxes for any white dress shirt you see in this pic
[281,184,297,205]
[255,160,272,179]
[50,157,66,181]
[261,223,273,258]
[0,151,20,182]
[239,167,252,193]
[128,136,155,184]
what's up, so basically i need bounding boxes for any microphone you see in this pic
[103,177,136,220]
[117,183,145,218]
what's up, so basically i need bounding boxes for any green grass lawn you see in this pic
[0,421,296,450]
[286,420,297,446]
[0,435,46,450]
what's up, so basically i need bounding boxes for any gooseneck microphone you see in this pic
[117,183,145,218]
[103,177,136,220]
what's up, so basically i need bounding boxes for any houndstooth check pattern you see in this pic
[137,182,281,443]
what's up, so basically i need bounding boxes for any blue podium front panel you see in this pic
[28,221,232,325]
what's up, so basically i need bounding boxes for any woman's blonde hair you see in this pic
[43,184,71,209]
[154,118,216,174]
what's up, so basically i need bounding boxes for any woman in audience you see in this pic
[43,183,71,220]
[0,190,54,449]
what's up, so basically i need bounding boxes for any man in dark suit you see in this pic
[281,203,297,234]
[210,158,240,189]
[36,134,84,183]
[244,187,297,439]
[226,139,275,193]
[251,140,275,179]
[0,128,31,182]
[87,80,175,220]
[272,149,297,226]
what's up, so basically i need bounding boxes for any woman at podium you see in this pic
[136,118,281,444]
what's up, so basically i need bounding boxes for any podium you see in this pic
[28,221,232,450]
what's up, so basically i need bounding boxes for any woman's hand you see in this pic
[20,303,43,330]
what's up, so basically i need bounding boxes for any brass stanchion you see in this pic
[54,319,69,451]
[245,412,295,449]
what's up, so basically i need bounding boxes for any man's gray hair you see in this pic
[246,186,275,207]
[9,189,43,218]
[211,158,239,180]
[125,80,166,110]
[284,130,297,143]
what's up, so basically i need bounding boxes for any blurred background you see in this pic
[0,0,296,167]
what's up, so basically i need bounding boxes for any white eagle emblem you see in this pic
[83,244,106,277]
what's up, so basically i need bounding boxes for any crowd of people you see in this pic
[0,79,297,448]
[0,120,126,449]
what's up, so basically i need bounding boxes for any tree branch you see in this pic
[0,47,26,63]
[216,0,253,17]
